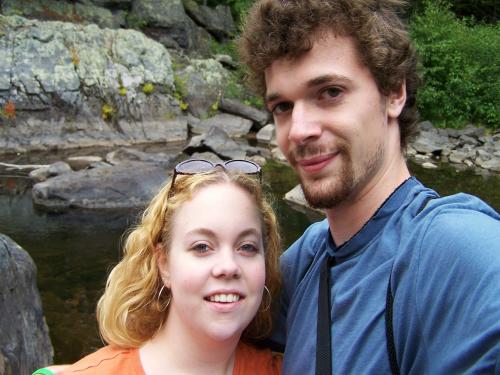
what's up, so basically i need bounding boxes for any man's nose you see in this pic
[212,250,241,279]
[288,101,322,145]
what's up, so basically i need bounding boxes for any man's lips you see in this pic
[297,153,338,174]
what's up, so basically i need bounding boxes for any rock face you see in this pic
[0,14,191,153]
[0,234,53,375]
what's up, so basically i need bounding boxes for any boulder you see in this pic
[183,0,236,40]
[32,161,169,210]
[220,98,269,127]
[412,130,450,154]
[190,113,253,138]
[0,234,53,374]
[183,126,247,160]
[1,0,126,29]
[66,156,103,171]
[105,148,177,167]
[256,124,276,143]
[284,184,324,216]
[176,58,228,118]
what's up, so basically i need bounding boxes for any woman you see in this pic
[34,159,282,374]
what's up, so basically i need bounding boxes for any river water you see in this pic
[0,151,498,363]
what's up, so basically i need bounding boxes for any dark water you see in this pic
[0,156,498,363]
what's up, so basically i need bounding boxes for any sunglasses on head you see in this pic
[168,159,262,197]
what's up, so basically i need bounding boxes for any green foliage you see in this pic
[410,1,500,129]
[101,103,115,121]
[142,82,155,95]
[173,74,189,111]
[409,0,498,24]
[210,39,238,61]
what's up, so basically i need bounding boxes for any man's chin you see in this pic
[300,175,353,209]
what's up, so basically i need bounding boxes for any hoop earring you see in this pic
[261,285,271,312]
[157,285,171,312]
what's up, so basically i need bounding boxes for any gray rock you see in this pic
[0,234,53,374]
[271,147,287,163]
[48,161,73,176]
[416,121,436,132]
[29,161,72,182]
[183,126,246,160]
[105,148,177,167]
[191,113,252,138]
[66,156,103,171]
[412,130,449,154]
[461,124,486,138]
[422,162,438,169]
[177,58,228,118]
[189,152,223,163]
[0,15,179,154]
[29,167,51,182]
[1,0,124,29]
[183,0,236,40]
[475,156,500,172]
[449,150,469,164]
[215,54,238,69]
[256,124,275,143]
[459,134,479,146]
[284,184,324,216]
[129,0,189,45]
[32,162,168,210]
[220,98,269,127]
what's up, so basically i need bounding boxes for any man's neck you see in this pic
[325,155,410,246]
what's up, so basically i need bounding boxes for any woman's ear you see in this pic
[387,81,407,119]
[155,243,170,288]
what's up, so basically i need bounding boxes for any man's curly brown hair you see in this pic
[238,0,420,148]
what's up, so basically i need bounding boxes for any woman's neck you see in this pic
[139,314,240,375]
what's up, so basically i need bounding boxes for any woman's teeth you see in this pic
[209,294,240,303]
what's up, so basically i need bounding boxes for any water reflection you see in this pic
[0,156,498,363]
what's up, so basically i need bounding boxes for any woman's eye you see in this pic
[271,101,293,115]
[319,87,342,100]
[238,243,260,255]
[191,243,211,254]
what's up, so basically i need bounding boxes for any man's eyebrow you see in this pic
[308,74,352,87]
[266,74,352,105]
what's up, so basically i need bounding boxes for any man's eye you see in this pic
[272,102,293,115]
[319,87,342,100]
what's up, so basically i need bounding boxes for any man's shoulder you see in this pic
[408,192,500,274]
[280,219,329,268]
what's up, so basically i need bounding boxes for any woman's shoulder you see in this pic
[233,342,283,375]
[63,346,144,374]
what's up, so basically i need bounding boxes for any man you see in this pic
[239,0,500,373]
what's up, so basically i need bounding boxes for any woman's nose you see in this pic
[211,250,241,279]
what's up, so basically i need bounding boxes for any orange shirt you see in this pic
[64,342,282,374]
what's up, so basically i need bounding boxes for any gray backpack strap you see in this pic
[385,195,436,375]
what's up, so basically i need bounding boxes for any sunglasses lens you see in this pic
[224,160,260,174]
[176,159,214,174]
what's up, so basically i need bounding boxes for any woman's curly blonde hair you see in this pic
[96,168,281,348]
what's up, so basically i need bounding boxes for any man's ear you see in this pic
[155,243,170,288]
[387,81,407,119]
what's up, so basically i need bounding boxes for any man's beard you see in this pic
[291,141,384,210]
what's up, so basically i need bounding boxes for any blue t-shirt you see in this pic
[272,177,500,374]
